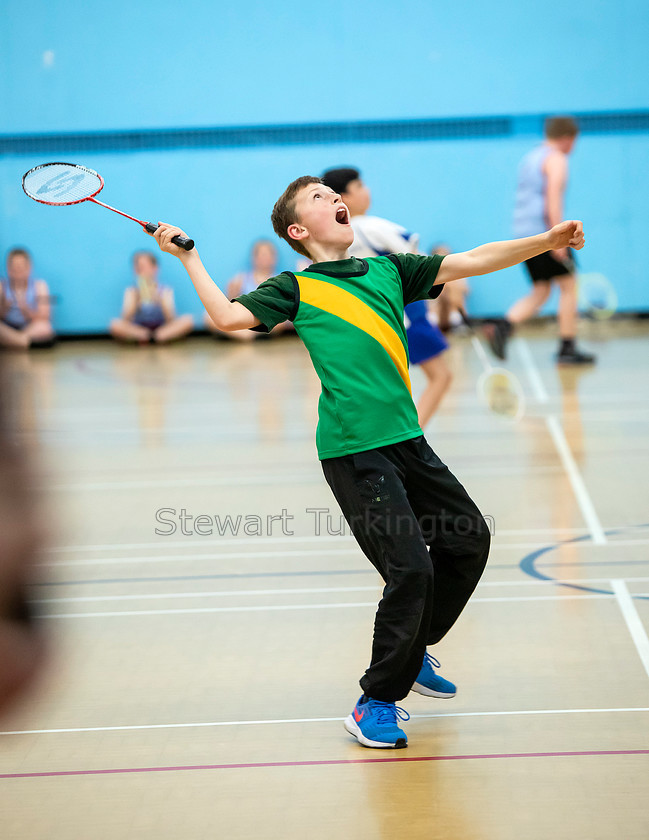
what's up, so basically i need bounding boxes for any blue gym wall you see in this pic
[1,1,648,332]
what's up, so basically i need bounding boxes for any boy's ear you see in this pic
[287,223,308,244]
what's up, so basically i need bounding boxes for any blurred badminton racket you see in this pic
[22,162,194,250]
[556,251,617,321]
[578,272,617,320]
[460,311,525,421]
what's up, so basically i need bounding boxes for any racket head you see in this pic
[477,367,526,422]
[22,162,104,206]
[578,272,618,321]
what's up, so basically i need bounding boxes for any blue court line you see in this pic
[31,551,649,590]
[32,562,522,588]
[29,525,649,591]
[519,524,649,600]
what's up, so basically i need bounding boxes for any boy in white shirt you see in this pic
[321,168,452,427]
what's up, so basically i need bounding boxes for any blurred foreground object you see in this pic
[0,360,47,717]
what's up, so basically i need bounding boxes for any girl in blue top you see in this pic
[0,249,55,349]
[110,251,194,344]
[205,239,293,341]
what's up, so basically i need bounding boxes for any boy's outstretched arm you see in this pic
[435,220,584,285]
[150,223,261,331]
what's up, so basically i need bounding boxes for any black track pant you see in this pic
[321,435,491,702]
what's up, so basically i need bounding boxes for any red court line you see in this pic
[2,749,648,779]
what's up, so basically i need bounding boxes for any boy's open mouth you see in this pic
[335,206,350,225]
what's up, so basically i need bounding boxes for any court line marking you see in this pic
[38,548,364,568]
[612,579,649,680]
[518,525,649,600]
[37,592,615,619]
[51,474,323,491]
[34,585,383,604]
[41,387,649,414]
[50,465,565,491]
[40,391,649,416]
[45,535,356,554]
[45,527,608,553]
[31,579,649,605]
[39,538,649,569]
[2,706,648,737]
[28,568,649,589]
[514,338,549,403]
[3,748,649,779]
[545,415,607,545]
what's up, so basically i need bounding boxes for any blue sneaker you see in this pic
[344,696,409,749]
[411,652,457,699]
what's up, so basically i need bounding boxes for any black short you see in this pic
[525,249,575,283]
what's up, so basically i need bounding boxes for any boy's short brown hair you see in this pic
[7,248,31,264]
[271,175,322,258]
[132,250,158,268]
[545,116,579,139]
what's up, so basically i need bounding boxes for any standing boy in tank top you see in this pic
[486,116,595,365]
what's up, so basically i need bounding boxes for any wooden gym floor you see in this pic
[1,319,648,839]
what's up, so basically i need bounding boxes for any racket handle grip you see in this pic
[145,222,195,251]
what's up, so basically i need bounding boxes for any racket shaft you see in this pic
[90,199,194,251]
[458,309,493,373]
[470,335,492,372]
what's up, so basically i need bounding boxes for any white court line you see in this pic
[51,474,322,491]
[545,415,607,545]
[45,526,608,553]
[514,338,549,403]
[38,593,613,619]
[33,585,382,604]
[2,706,648,737]
[39,548,362,568]
[612,579,649,680]
[50,465,565,492]
[41,391,649,417]
[46,535,357,553]
[40,538,649,569]
[32,579,649,605]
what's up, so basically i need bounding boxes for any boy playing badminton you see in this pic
[151,178,584,749]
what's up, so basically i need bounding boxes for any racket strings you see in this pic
[480,371,524,420]
[579,273,618,321]
[22,163,102,205]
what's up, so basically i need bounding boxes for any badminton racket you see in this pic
[460,311,525,422]
[22,162,194,251]
[556,251,617,321]
[578,272,617,320]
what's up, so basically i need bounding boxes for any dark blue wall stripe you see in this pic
[1,111,648,157]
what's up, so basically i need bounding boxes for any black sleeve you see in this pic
[234,272,299,333]
[388,253,445,306]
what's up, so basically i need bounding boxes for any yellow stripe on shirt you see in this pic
[295,275,411,393]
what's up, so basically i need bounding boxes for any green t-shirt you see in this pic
[235,254,444,460]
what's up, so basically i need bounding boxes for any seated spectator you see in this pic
[0,248,55,349]
[110,251,194,344]
[205,239,291,340]
[431,243,470,332]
